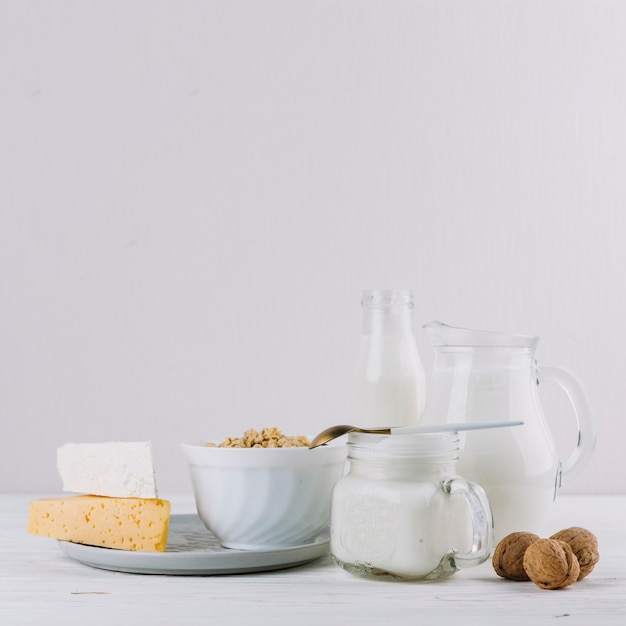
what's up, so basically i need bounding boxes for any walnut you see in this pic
[492,532,541,581]
[522,538,580,589]
[550,527,599,580]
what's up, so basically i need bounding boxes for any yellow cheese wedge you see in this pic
[28,495,171,552]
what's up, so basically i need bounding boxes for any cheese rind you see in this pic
[27,496,171,552]
[57,441,158,498]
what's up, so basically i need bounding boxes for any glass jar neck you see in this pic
[347,431,460,467]
[348,456,456,480]
[361,289,415,336]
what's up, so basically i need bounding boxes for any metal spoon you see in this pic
[308,420,524,449]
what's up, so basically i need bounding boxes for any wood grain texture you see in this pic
[1,494,624,625]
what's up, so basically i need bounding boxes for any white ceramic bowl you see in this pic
[181,440,347,550]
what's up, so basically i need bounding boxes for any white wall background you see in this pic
[1,0,624,495]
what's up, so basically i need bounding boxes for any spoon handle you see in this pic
[390,420,524,435]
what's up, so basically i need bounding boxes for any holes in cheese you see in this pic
[28,496,171,552]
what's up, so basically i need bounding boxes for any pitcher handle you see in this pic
[538,365,597,485]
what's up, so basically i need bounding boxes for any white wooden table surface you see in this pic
[1,493,624,625]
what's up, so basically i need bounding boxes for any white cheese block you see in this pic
[57,441,158,498]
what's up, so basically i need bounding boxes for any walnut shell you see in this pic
[523,538,580,589]
[492,532,541,581]
[550,527,599,580]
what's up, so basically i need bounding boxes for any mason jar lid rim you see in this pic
[346,431,461,459]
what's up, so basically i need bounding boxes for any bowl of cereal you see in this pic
[181,427,347,550]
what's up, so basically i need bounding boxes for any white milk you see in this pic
[352,335,425,428]
[423,363,560,543]
[331,472,472,579]
[455,424,559,543]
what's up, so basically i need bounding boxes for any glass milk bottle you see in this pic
[351,289,426,428]
[330,431,494,581]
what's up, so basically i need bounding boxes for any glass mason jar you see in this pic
[352,289,426,428]
[330,431,494,581]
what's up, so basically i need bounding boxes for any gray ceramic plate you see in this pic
[57,514,329,575]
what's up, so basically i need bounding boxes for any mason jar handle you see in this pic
[443,477,494,569]
[538,365,597,485]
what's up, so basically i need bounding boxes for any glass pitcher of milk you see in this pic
[419,322,596,543]
[351,289,426,428]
